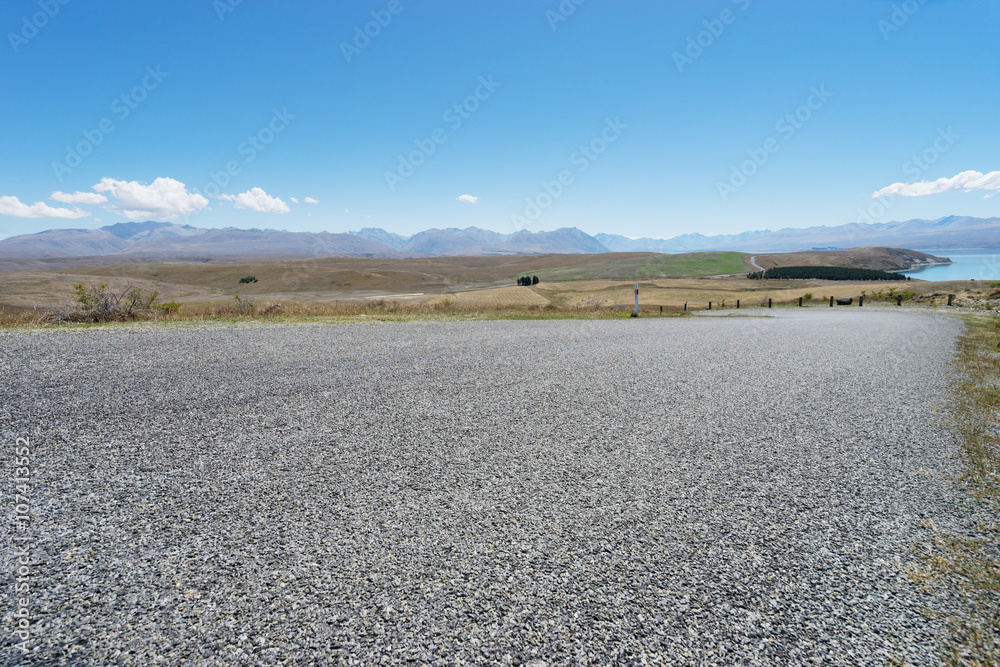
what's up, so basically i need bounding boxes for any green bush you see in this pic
[238,275,258,284]
[61,282,162,322]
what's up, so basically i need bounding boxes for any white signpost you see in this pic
[633,283,639,317]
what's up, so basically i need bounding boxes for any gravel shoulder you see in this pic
[0,310,968,665]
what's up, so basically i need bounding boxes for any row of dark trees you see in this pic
[747,266,909,281]
[516,276,540,286]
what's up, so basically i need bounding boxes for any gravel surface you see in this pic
[0,310,968,665]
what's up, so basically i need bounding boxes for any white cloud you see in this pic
[219,187,290,213]
[873,170,1000,198]
[51,191,108,205]
[304,197,318,204]
[457,194,479,204]
[93,177,209,220]
[290,197,300,204]
[0,195,90,219]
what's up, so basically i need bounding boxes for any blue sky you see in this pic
[1,0,997,240]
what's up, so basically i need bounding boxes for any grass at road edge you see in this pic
[910,312,1000,665]
[0,300,693,329]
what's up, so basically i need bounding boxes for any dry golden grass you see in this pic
[0,270,203,311]
[0,296,682,328]
[0,249,991,323]
[2,274,989,328]
[424,285,551,308]
[0,253,657,311]
[906,312,1000,665]
[534,277,936,309]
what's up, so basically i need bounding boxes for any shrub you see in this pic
[238,275,258,284]
[803,293,813,300]
[58,282,162,322]
[228,294,256,315]
[156,301,183,315]
[864,287,917,303]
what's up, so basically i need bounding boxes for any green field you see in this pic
[529,252,752,281]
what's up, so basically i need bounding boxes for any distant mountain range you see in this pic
[350,226,608,255]
[0,221,392,259]
[594,215,1000,253]
[0,222,608,259]
[0,215,996,261]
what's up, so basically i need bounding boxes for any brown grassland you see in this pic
[0,249,980,324]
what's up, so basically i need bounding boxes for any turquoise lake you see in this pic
[903,249,1000,281]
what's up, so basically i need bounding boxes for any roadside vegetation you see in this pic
[53,282,180,323]
[2,277,995,329]
[0,282,692,328]
[861,286,918,303]
[909,312,1000,664]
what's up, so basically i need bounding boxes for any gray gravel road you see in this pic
[0,309,967,665]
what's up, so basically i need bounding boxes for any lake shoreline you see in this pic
[904,249,1000,281]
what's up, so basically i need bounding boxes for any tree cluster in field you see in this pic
[239,275,258,284]
[747,266,909,281]
[516,276,540,286]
